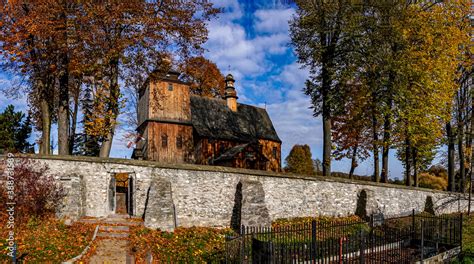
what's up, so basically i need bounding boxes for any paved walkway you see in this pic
[89,239,130,264]
[78,215,142,264]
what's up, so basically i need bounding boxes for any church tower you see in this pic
[135,70,194,163]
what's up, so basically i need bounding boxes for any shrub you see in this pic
[0,158,65,222]
[419,172,448,190]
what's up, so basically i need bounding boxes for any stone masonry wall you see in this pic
[6,155,470,230]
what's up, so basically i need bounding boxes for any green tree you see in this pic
[290,1,363,177]
[0,105,32,153]
[285,144,315,175]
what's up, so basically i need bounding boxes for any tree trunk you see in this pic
[469,146,473,215]
[99,58,120,158]
[412,148,418,187]
[69,79,80,154]
[447,122,455,191]
[57,8,70,155]
[372,112,380,182]
[322,112,331,177]
[349,145,358,179]
[40,98,51,155]
[321,64,332,177]
[57,61,69,155]
[381,104,392,183]
[405,129,411,187]
[458,120,465,192]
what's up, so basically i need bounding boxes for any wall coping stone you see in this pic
[0,154,467,196]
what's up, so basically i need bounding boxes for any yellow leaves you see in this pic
[0,214,95,262]
[129,226,234,263]
[84,83,124,138]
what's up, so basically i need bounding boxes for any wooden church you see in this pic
[132,71,281,172]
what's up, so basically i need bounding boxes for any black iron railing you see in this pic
[225,212,463,263]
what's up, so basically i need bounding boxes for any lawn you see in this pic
[129,226,234,263]
[0,215,95,263]
[462,214,474,256]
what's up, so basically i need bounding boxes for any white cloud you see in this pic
[254,8,295,34]
[265,88,322,162]
[212,0,243,21]
[279,62,309,90]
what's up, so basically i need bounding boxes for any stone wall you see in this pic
[4,155,470,230]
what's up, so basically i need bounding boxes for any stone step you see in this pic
[102,219,144,227]
[107,214,142,220]
[99,225,130,232]
[96,232,129,239]
[78,218,143,227]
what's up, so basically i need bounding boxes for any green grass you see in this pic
[463,214,474,254]
[453,214,474,263]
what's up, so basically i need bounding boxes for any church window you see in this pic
[161,134,168,148]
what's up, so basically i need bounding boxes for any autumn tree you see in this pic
[1,1,219,158]
[391,1,470,186]
[290,1,364,177]
[78,1,218,157]
[418,165,448,191]
[181,56,225,98]
[285,144,315,175]
[0,1,62,155]
[332,83,370,179]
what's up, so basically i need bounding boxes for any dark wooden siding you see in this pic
[258,139,281,172]
[146,122,193,164]
[194,138,281,172]
[137,84,149,125]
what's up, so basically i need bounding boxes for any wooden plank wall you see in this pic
[146,122,193,163]
[137,84,149,126]
[258,139,281,172]
[148,81,191,122]
[195,138,281,172]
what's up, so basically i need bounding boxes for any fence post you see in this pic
[359,229,365,264]
[225,235,228,264]
[412,209,416,242]
[369,214,374,249]
[459,213,463,252]
[311,220,317,261]
[241,225,246,262]
[421,220,424,264]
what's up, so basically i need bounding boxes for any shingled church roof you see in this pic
[190,95,281,143]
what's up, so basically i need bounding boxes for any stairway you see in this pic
[77,214,143,263]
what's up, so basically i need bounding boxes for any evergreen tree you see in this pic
[0,105,32,153]
[75,84,100,156]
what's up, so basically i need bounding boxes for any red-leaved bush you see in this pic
[0,158,65,222]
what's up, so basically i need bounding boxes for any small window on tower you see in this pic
[176,135,183,149]
[161,134,168,148]
[168,83,173,91]
[273,147,277,159]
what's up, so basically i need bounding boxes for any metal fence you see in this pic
[225,212,463,263]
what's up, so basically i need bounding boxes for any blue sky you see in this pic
[0,0,408,179]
